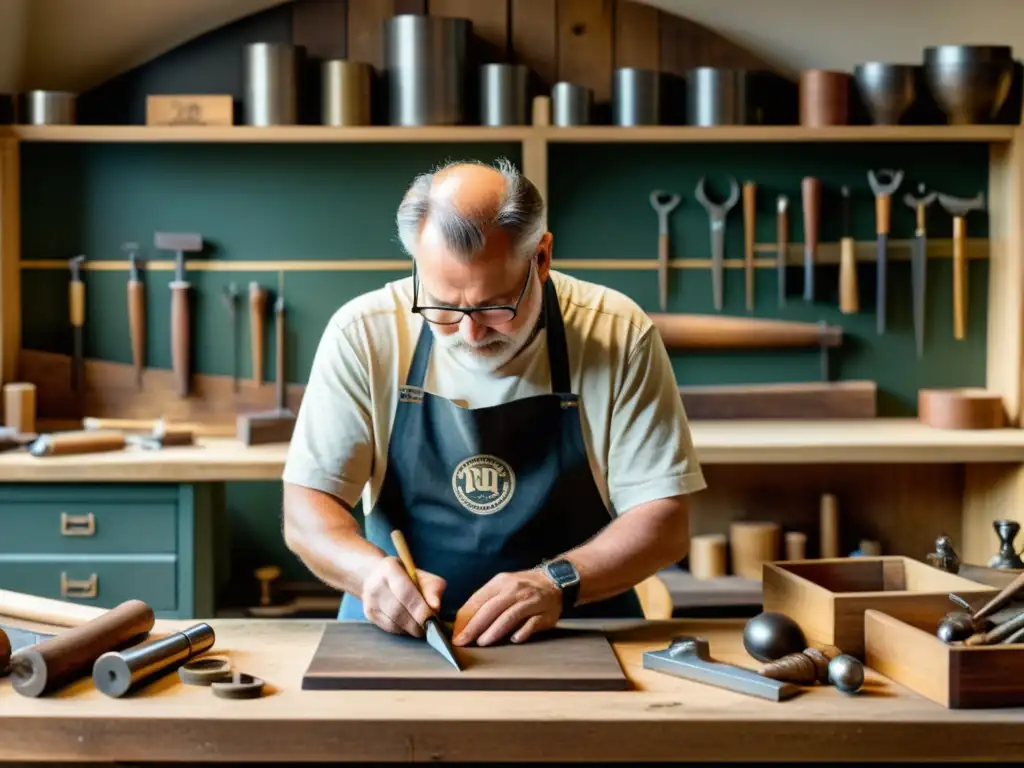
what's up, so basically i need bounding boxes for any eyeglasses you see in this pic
[412,258,534,327]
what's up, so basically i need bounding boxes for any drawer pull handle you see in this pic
[60,511,95,536]
[60,572,98,599]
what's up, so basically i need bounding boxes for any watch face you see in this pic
[547,560,577,584]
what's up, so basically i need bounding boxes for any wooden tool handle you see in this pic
[839,237,859,313]
[971,571,1024,621]
[875,194,892,236]
[916,202,927,234]
[657,233,669,312]
[777,207,788,251]
[170,283,190,397]
[801,177,821,251]
[69,280,85,328]
[0,588,109,627]
[953,216,967,340]
[250,283,267,385]
[819,493,839,558]
[275,298,286,410]
[390,530,421,590]
[648,313,841,350]
[37,430,127,456]
[127,279,145,384]
[743,181,756,312]
[10,599,154,697]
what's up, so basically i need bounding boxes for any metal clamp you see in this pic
[60,571,98,599]
[60,511,96,536]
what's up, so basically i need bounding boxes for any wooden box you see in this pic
[762,556,996,658]
[865,608,1024,708]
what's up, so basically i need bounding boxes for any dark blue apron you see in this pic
[338,277,644,622]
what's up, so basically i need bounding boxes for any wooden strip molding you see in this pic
[17,238,991,273]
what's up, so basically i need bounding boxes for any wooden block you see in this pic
[613,0,660,71]
[918,387,1007,429]
[784,531,807,561]
[688,533,727,579]
[511,0,557,89]
[531,95,551,126]
[762,557,997,660]
[556,0,613,102]
[865,607,1024,708]
[729,521,779,580]
[145,95,233,126]
[3,382,35,434]
[301,622,628,690]
[236,411,296,446]
[678,380,877,420]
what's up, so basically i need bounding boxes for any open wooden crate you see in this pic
[762,556,996,659]
[865,607,1024,708]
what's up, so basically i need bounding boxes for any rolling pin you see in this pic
[9,598,155,697]
[647,313,841,350]
[0,588,107,627]
[250,282,267,386]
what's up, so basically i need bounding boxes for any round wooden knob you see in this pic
[918,388,1006,430]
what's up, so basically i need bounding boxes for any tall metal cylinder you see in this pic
[322,60,372,126]
[385,14,470,126]
[19,91,76,125]
[480,64,528,126]
[244,42,300,126]
[552,82,592,126]
[687,68,748,126]
[613,68,660,126]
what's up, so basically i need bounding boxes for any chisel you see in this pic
[838,186,858,314]
[249,282,268,385]
[776,195,788,307]
[743,181,756,312]
[155,232,204,398]
[801,177,820,303]
[124,242,146,390]
[904,184,937,357]
[867,169,904,335]
[67,255,87,393]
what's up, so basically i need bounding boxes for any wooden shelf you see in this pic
[3,124,1015,144]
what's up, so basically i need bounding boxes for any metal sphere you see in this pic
[828,654,865,693]
[742,611,806,663]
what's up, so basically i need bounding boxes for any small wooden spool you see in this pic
[689,533,727,579]
[799,70,850,126]
[785,531,807,561]
[532,95,551,126]
[3,382,36,434]
[918,388,1006,430]
[729,521,780,580]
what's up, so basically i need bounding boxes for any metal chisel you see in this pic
[867,169,904,335]
[904,184,937,357]
[390,530,462,671]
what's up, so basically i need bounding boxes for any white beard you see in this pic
[429,316,538,373]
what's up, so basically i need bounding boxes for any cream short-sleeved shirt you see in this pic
[282,269,707,516]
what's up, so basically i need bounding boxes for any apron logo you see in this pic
[452,455,515,515]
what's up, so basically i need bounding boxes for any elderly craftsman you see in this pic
[282,158,705,647]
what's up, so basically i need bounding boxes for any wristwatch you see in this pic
[540,558,580,611]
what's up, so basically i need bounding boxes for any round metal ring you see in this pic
[211,671,265,699]
[178,656,233,686]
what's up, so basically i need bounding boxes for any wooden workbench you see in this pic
[1,616,1023,763]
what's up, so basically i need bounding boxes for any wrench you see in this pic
[903,183,937,357]
[649,190,681,312]
[868,169,904,335]
[642,635,801,702]
[695,175,740,311]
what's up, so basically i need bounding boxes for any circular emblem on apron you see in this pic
[452,454,516,515]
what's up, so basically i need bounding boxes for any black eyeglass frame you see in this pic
[411,258,534,326]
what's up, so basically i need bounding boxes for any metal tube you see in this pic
[92,623,215,698]
[480,64,528,126]
[687,68,748,126]
[19,91,76,125]
[322,60,372,126]
[551,82,592,126]
[244,43,300,126]
[385,14,471,126]
[613,68,660,126]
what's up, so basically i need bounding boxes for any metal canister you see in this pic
[322,60,372,126]
[480,64,528,126]
[19,91,76,125]
[244,42,301,126]
[687,68,748,126]
[552,82,592,126]
[385,14,470,126]
[613,68,660,126]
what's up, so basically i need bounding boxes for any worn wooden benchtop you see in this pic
[1,616,1022,763]
[4,419,1024,482]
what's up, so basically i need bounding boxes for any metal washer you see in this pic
[211,672,265,700]
[178,656,233,686]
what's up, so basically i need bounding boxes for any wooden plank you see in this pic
[292,0,348,60]
[301,622,628,690]
[430,0,509,61]
[510,0,557,89]
[613,0,659,71]
[557,0,613,102]
[0,138,20,388]
[678,380,877,420]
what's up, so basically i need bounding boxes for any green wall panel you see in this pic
[548,142,990,415]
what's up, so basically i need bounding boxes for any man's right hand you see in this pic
[360,556,446,636]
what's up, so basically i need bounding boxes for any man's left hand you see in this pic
[452,569,563,646]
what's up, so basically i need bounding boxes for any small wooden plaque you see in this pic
[146,95,234,126]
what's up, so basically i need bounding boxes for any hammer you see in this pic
[937,192,985,341]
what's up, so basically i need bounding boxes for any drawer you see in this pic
[0,559,177,612]
[0,501,178,555]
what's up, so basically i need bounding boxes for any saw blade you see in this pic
[424,618,462,671]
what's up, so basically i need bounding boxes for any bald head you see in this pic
[396,158,546,263]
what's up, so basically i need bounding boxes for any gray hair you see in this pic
[396,157,546,262]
